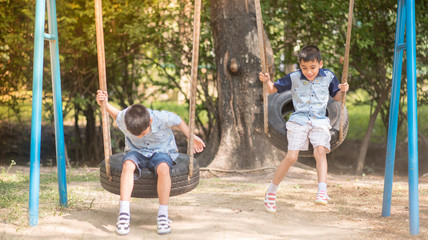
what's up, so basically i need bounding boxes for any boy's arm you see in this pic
[174,120,206,153]
[259,72,278,94]
[333,82,350,102]
[96,90,120,120]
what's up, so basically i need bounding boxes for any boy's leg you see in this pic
[116,158,138,235]
[150,153,173,235]
[309,124,331,205]
[313,146,329,205]
[313,146,328,184]
[265,121,310,213]
[116,151,144,236]
[120,160,137,201]
[156,162,171,205]
[264,150,299,213]
[272,150,300,185]
[157,163,172,234]
[274,121,310,185]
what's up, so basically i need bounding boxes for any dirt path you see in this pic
[1,165,427,240]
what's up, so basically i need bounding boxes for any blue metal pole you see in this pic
[47,0,68,207]
[382,0,406,217]
[29,0,46,226]
[405,0,419,235]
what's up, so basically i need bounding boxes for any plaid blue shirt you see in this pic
[116,108,182,161]
[274,69,340,127]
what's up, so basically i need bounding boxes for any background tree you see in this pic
[0,0,34,123]
[203,0,284,169]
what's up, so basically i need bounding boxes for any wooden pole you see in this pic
[188,0,202,178]
[254,0,269,134]
[339,0,355,142]
[94,0,112,180]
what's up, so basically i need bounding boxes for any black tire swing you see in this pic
[94,0,203,198]
[266,92,349,157]
[254,0,354,156]
[100,153,200,198]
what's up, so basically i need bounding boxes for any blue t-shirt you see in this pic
[274,68,340,126]
[116,108,182,161]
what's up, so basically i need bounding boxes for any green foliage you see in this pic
[1,0,427,165]
[55,0,218,162]
[262,0,427,138]
[146,101,209,125]
[0,0,35,122]
[346,89,428,143]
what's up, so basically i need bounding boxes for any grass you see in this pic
[0,161,101,226]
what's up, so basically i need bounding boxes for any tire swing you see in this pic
[94,0,203,198]
[99,153,200,198]
[266,92,349,157]
[255,0,354,157]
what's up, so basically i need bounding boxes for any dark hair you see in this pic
[124,104,151,136]
[298,45,322,63]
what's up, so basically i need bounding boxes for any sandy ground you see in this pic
[1,164,427,240]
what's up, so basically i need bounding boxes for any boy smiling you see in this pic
[259,45,349,212]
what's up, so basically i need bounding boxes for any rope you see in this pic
[339,0,355,142]
[200,167,277,174]
[94,0,112,181]
[200,162,314,174]
[187,0,202,178]
[254,0,269,134]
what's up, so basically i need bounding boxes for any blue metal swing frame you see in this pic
[29,0,67,226]
[28,0,420,235]
[382,0,419,235]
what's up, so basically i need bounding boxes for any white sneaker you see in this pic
[116,212,131,235]
[157,215,172,235]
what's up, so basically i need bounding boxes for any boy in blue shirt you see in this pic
[259,45,349,212]
[96,90,205,235]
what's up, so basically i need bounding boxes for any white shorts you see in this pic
[286,121,331,151]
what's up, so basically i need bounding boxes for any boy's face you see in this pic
[137,118,153,138]
[299,59,323,81]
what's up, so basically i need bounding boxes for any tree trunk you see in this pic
[74,103,82,162]
[204,0,284,169]
[84,104,99,164]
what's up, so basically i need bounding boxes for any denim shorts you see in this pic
[122,151,174,180]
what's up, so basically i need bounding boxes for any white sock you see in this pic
[119,201,130,214]
[267,182,279,194]
[158,204,168,218]
[318,182,327,193]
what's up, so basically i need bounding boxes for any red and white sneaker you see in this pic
[314,191,329,205]
[264,191,277,213]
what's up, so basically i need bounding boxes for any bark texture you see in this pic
[204,0,284,169]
